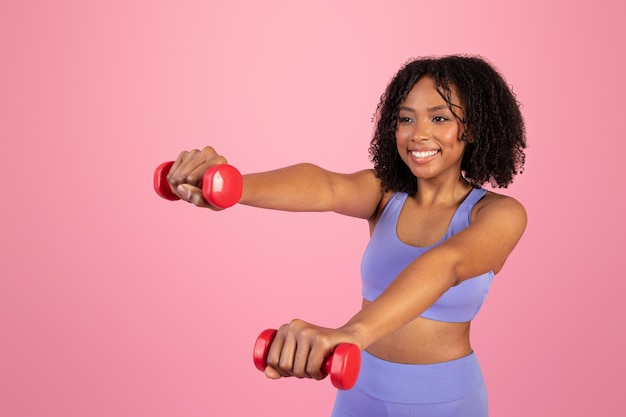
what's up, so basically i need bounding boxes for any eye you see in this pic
[398,116,413,124]
[432,116,448,123]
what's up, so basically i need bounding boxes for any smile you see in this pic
[411,150,439,158]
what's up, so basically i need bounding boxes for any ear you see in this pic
[461,132,476,144]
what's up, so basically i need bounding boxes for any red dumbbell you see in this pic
[253,329,361,390]
[153,161,243,209]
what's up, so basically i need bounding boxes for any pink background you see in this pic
[1,1,624,416]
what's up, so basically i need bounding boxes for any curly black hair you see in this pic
[369,55,526,194]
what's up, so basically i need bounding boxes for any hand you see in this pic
[263,319,362,381]
[166,146,229,209]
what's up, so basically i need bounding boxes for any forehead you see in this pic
[403,76,462,108]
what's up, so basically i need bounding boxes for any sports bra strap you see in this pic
[462,188,487,207]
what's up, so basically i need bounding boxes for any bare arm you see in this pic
[341,193,528,349]
[264,193,527,380]
[167,147,383,219]
[240,164,383,219]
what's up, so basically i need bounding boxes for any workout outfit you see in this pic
[331,188,493,417]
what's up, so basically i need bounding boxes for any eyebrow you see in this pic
[399,105,451,113]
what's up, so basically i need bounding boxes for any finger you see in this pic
[176,184,210,208]
[167,150,195,195]
[306,339,331,380]
[264,366,281,380]
[167,150,192,185]
[265,329,289,378]
[162,151,187,197]
[277,331,298,377]
[168,150,187,175]
[169,148,228,191]
[185,163,213,188]
[199,146,221,162]
[181,150,228,187]
[174,150,208,187]
[292,341,312,379]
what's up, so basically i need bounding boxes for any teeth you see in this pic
[412,150,438,158]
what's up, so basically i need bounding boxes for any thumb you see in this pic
[176,184,210,208]
[264,366,282,380]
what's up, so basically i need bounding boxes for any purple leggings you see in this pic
[330,351,488,417]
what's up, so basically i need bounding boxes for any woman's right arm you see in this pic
[168,147,383,220]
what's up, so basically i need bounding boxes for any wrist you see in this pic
[339,321,370,351]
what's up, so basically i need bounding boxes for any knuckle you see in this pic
[166,173,177,185]
[277,359,293,374]
[183,149,200,161]
[210,155,228,165]
[202,146,216,155]
[185,173,201,185]
[306,364,322,379]
[266,355,279,369]
[299,328,312,340]
[288,318,304,330]
[278,362,290,373]
[314,335,331,350]
[167,174,182,188]
[277,323,290,335]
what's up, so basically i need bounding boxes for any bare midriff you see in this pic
[361,299,473,365]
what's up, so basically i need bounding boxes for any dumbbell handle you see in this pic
[153,161,243,209]
[252,329,361,390]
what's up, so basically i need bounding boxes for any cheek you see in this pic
[395,131,408,152]
[394,134,406,157]
[442,128,463,145]
[395,126,411,143]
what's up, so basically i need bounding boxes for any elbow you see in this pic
[429,245,464,287]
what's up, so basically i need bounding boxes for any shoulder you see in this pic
[328,168,385,219]
[471,190,527,236]
[444,190,526,278]
[475,191,526,215]
[368,188,404,227]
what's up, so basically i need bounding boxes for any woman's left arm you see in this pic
[342,193,528,350]
[263,194,527,380]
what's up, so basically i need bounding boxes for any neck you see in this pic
[414,176,473,207]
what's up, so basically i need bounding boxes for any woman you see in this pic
[166,55,527,416]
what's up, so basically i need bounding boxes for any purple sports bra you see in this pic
[360,188,494,323]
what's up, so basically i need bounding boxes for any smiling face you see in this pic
[396,76,467,184]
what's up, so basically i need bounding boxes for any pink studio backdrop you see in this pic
[1,1,624,416]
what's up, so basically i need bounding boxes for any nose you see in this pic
[411,119,430,142]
